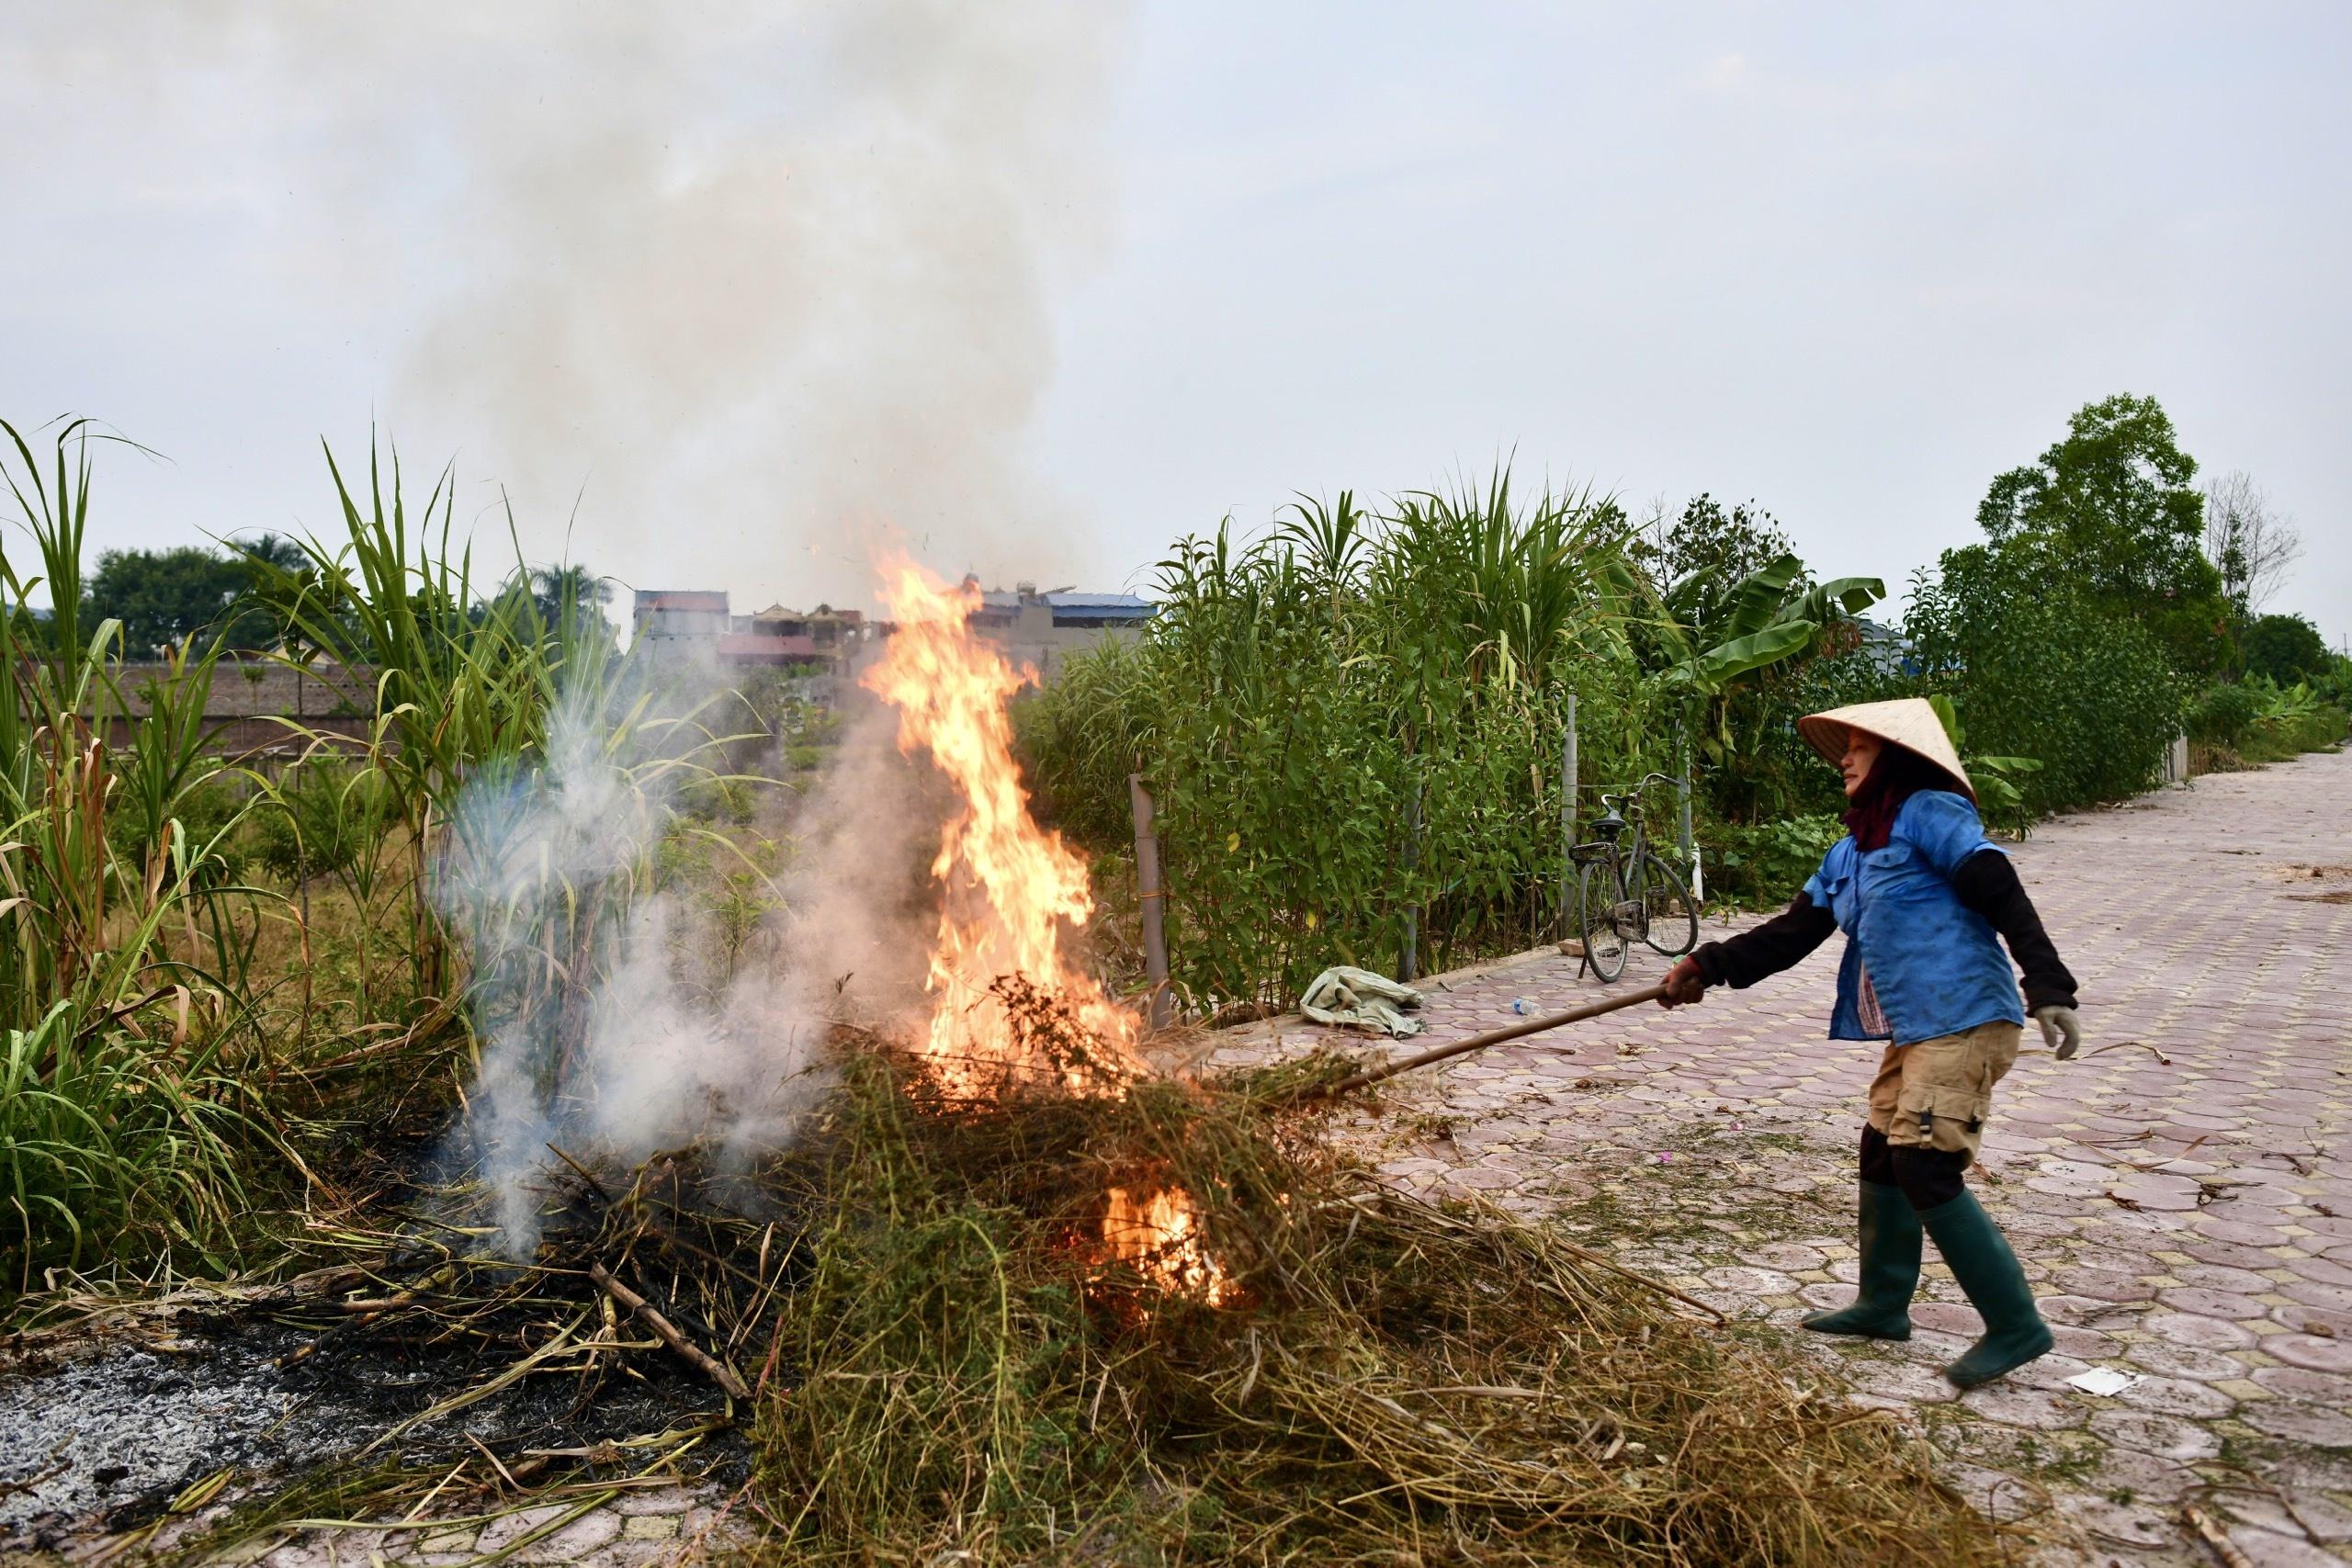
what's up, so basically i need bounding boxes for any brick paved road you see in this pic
[1213,749,2352,1566]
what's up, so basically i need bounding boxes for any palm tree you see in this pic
[526,563,614,632]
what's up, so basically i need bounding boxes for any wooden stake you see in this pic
[1129,774,1171,1030]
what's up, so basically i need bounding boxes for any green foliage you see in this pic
[249,755,397,884]
[85,545,245,656]
[1022,474,1660,1008]
[0,419,275,1291]
[2242,613,2331,685]
[2187,682,2260,749]
[1906,545,2184,816]
[1702,814,1842,909]
[83,531,316,655]
[1632,497,1887,824]
[1974,393,2229,678]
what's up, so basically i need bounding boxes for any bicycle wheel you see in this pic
[1638,851,1699,956]
[1577,859,1629,982]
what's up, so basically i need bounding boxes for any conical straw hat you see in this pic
[1796,697,1975,802]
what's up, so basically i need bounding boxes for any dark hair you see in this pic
[1843,742,1965,852]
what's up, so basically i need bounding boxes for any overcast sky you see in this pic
[3,3,2345,643]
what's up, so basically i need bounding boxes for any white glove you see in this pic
[2035,1006,2081,1061]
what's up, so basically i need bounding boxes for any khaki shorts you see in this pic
[1865,1021,2021,1159]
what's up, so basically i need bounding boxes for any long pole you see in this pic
[1399,775,1423,983]
[1317,984,1668,1098]
[1559,693,1578,937]
[1128,773,1171,1030]
[1676,724,1694,863]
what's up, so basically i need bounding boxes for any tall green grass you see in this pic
[1,419,266,1291]
[1021,475,1673,1008]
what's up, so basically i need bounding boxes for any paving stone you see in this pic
[2142,1309,2260,1350]
[518,1509,622,1562]
[2086,1408,2223,1461]
[474,1506,571,1554]
[2242,1400,2352,1448]
[2063,1495,2183,1552]
[2221,1528,2349,1567]
[1954,1382,2085,1430]
[2155,1286,2272,1319]
[2113,1373,2238,1419]
[2126,1337,2258,1383]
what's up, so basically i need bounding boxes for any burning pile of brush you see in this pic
[861,560,1231,1303]
[153,563,2012,1566]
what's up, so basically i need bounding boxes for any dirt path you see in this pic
[1212,748,2352,1565]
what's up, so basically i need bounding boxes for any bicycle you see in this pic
[1570,772,1700,983]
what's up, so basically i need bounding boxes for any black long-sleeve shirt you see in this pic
[1690,849,2076,1012]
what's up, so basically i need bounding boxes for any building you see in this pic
[631,590,731,649]
[630,589,848,671]
[963,581,1156,679]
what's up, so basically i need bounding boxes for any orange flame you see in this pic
[1103,1185,1235,1304]
[864,558,1141,1091]
[863,558,1227,1304]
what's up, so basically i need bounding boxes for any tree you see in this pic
[527,563,614,631]
[1976,394,2229,677]
[1906,546,2184,814]
[2203,470,2301,619]
[2241,613,2330,686]
[85,546,244,657]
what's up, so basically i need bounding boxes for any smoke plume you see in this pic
[4,0,1130,608]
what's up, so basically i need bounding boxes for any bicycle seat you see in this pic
[1589,809,1626,840]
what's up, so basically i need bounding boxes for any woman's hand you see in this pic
[1659,956,1708,1009]
[2034,1005,2082,1060]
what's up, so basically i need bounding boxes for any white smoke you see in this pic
[1,0,1131,607]
[441,666,837,1253]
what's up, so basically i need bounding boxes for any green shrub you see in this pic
[2188,682,2259,748]
[1905,545,2184,814]
[1702,813,1843,909]
[2242,613,2331,685]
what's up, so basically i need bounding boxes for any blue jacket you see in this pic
[1802,791,2027,1045]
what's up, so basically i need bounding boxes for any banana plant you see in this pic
[1632,552,1884,824]
[1650,554,1885,698]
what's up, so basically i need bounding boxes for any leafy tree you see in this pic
[85,546,244,656]
[1906,545,2183,814]
[1975,393,2229,677]
[2241,613,2331,685]
[528,563,614,630]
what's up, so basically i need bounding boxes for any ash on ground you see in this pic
[0,1307,739,1555]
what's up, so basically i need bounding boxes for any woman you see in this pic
[1659,698,2082,1389]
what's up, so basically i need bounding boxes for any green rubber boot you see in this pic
[1918,1190,2053,1389]
[1802,1181,1919,1341]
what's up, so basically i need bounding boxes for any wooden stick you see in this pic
[1317,984,1668,1098]
[2182,1503,2254,1568]
[587,1262,751,1401]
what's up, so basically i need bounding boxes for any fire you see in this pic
[1102,1184,1235,1304]
[863,558,1227,1304]
[865,559,1142,1092]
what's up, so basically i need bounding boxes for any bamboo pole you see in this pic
[1318,984,1668,1098]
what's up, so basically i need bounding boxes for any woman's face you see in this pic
[1839,732,1882,798]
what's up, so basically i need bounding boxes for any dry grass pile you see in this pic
[756,992,2007,1565]
[105,987,2006,1565]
